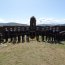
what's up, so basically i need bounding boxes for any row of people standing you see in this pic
[36,27,61,43]
[0,27,28,44]
[0,26,63,44]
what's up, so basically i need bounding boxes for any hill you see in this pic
[0,22,65,26]
[0,22,28,26]
[38,24,65,26]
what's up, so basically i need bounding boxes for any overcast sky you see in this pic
[0,0,65,24]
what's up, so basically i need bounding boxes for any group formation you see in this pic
[36,26,65,44]
[0,16,65,44]
[0,26,65,44]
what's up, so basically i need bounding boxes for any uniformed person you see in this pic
[4,28,9,43]
[17,27,21,43]
[41,27,45,42]
[9,28,13,43]
[45,27,49,42]
[60,31,65,41]
[62,32,65,41]
[59,31,64,41]
[0,33,3,44]
[48,27,53,43]
[21,27,25,43]
[36,27,40,42]
[26,27,30,42]
[55,27,60,43]
[52,28,56,43]
[13,27,17,44]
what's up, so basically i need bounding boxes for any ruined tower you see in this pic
[30,16,36,39]
[30,16,36,31]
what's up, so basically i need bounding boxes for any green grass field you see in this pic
[0,41,65,65]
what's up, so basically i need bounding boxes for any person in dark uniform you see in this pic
[13,27,17,44]
[9,28,13,43]
[0,33,1,44]
[26,27,30,42]
[60,31,65,41]
[4,28,9,43]
[36,27,40,42]
[52,28,56,43]
[55,27,60,43]
[0,33,3,44]
[21,27,25,43]
[41,27,45,42]
[17,27,21,43]
[62,31,65,41]
[45,27,49,42]
[48,27,53,43]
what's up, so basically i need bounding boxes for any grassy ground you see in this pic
[0,40,65,65]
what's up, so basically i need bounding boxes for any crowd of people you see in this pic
[36,27,62,43]
[0,26,65,44]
